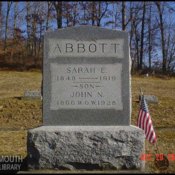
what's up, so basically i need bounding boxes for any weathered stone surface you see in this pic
[27,126,145,170]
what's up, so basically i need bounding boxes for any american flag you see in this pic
[137,95,157,144]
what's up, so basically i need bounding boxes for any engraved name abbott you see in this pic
[47,39,124,58]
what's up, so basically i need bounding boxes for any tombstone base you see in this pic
[27,126,145,171]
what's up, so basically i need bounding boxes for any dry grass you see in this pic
[0,98,42,129]
[144,130,175,173]
[0,70,41,99]
[0,130,27,158]
[131,76,175,128]
[0,71,175,173]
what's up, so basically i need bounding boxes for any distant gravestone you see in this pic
[23,90,41,99]
[27,26,145,171]
[139,95,158,104]
[144,95,158,104]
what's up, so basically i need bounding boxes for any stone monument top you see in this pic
[43,26,131,125]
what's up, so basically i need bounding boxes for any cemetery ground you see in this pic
[0,70,175,173]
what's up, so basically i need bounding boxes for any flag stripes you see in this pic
[137,96,157,144]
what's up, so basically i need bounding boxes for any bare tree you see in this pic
[139,1,146,70]
[96,2,108,27]
[164,8,175,72]
[0,1,174,72]
[13,2,18,31]
[26,1,31,56]
[129,2,143,71]
[4,1,13,51]
[79,2,88,25]
[62,2,79,27]
[122,1,126,30]
[148,3,152,70]
[91,1,95,25]
[46,1,52,31]
[25,2,45,66]
[71,2,79,26]
[0,2,3,39]
[155,2,166,72]
[52,1,62,29]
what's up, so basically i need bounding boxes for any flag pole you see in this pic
[139,87,143,104]
[139,87,143,96]
[138,87,169,170]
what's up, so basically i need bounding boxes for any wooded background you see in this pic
[0,1,175,74]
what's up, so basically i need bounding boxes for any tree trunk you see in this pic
[122,1,126,30]
[97,2,108,27]
[53,1,63,29]
[97,2,101,26]
[136,36,140,70]
[139,1,146,70]
[148,4,152,70]
[155,2,166,72]
[91,2,95,26]
[4,2,12,51]
[57,2,62,28]
[133,18,140,70]
[0,2,2,38]
[13,2,18,31]
[32,16,37,57]
[46,2,52,31]
[26,2,30,56]
[72,2,78,26]
[129,3,133,49]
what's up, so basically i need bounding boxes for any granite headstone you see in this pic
[27,26,144,171]
[43,26,131,125]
